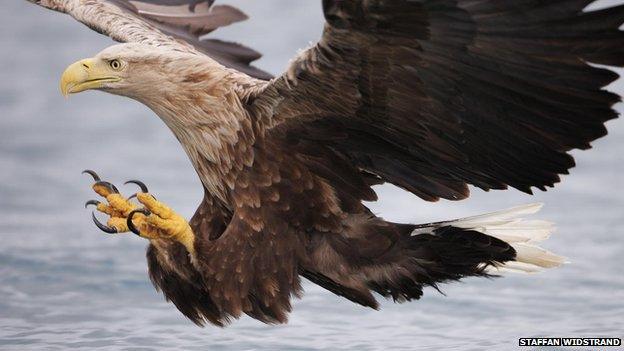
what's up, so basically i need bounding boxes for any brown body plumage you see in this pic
[27,0,624,326]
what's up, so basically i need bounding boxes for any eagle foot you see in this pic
[83,170,138,234]
[83,170,195,253]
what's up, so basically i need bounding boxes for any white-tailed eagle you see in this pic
[25,0,623,326]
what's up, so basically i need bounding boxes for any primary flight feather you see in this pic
[25,0,623,326]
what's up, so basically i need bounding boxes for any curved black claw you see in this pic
[124,180,149,193]
[82,170,101,181]
[91,212,117,234]
[85,200,101,209]
[127,208,151,236]
[93,181,119,194]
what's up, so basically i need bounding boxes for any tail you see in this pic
[367,203,565,303]
[412,203,566,274]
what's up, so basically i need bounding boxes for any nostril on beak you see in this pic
[82,63,89,69]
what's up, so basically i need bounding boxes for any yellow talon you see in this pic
[106,194,137,216]
[91,181,118,197]
[84,173,136,234]
[131,194,195,255]
[95,202,117,217]
[84,172,195,255]
[137,193,173,219]
[107,217,130,232]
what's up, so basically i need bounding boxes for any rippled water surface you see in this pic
[1,1,623,350]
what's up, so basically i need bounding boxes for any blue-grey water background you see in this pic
[1,1,623,350]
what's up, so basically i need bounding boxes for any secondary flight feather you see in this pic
[25,0,622,326]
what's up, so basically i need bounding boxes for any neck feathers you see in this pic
[141,58,266,205]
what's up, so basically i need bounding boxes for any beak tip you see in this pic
[59,58,89,98]
[60,77,72,98]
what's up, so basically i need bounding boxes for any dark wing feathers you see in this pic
[200,38,261,64]
[257,0,624,201]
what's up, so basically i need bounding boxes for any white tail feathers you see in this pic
[412,203,566,274]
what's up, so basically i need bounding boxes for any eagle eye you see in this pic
[109,59,122,70]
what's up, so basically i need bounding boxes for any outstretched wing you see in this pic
[253,0,624,201]
[27,0,272,79]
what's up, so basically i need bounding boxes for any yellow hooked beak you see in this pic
[60,58,121,97]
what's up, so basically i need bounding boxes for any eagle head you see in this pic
[59,43,198,101]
